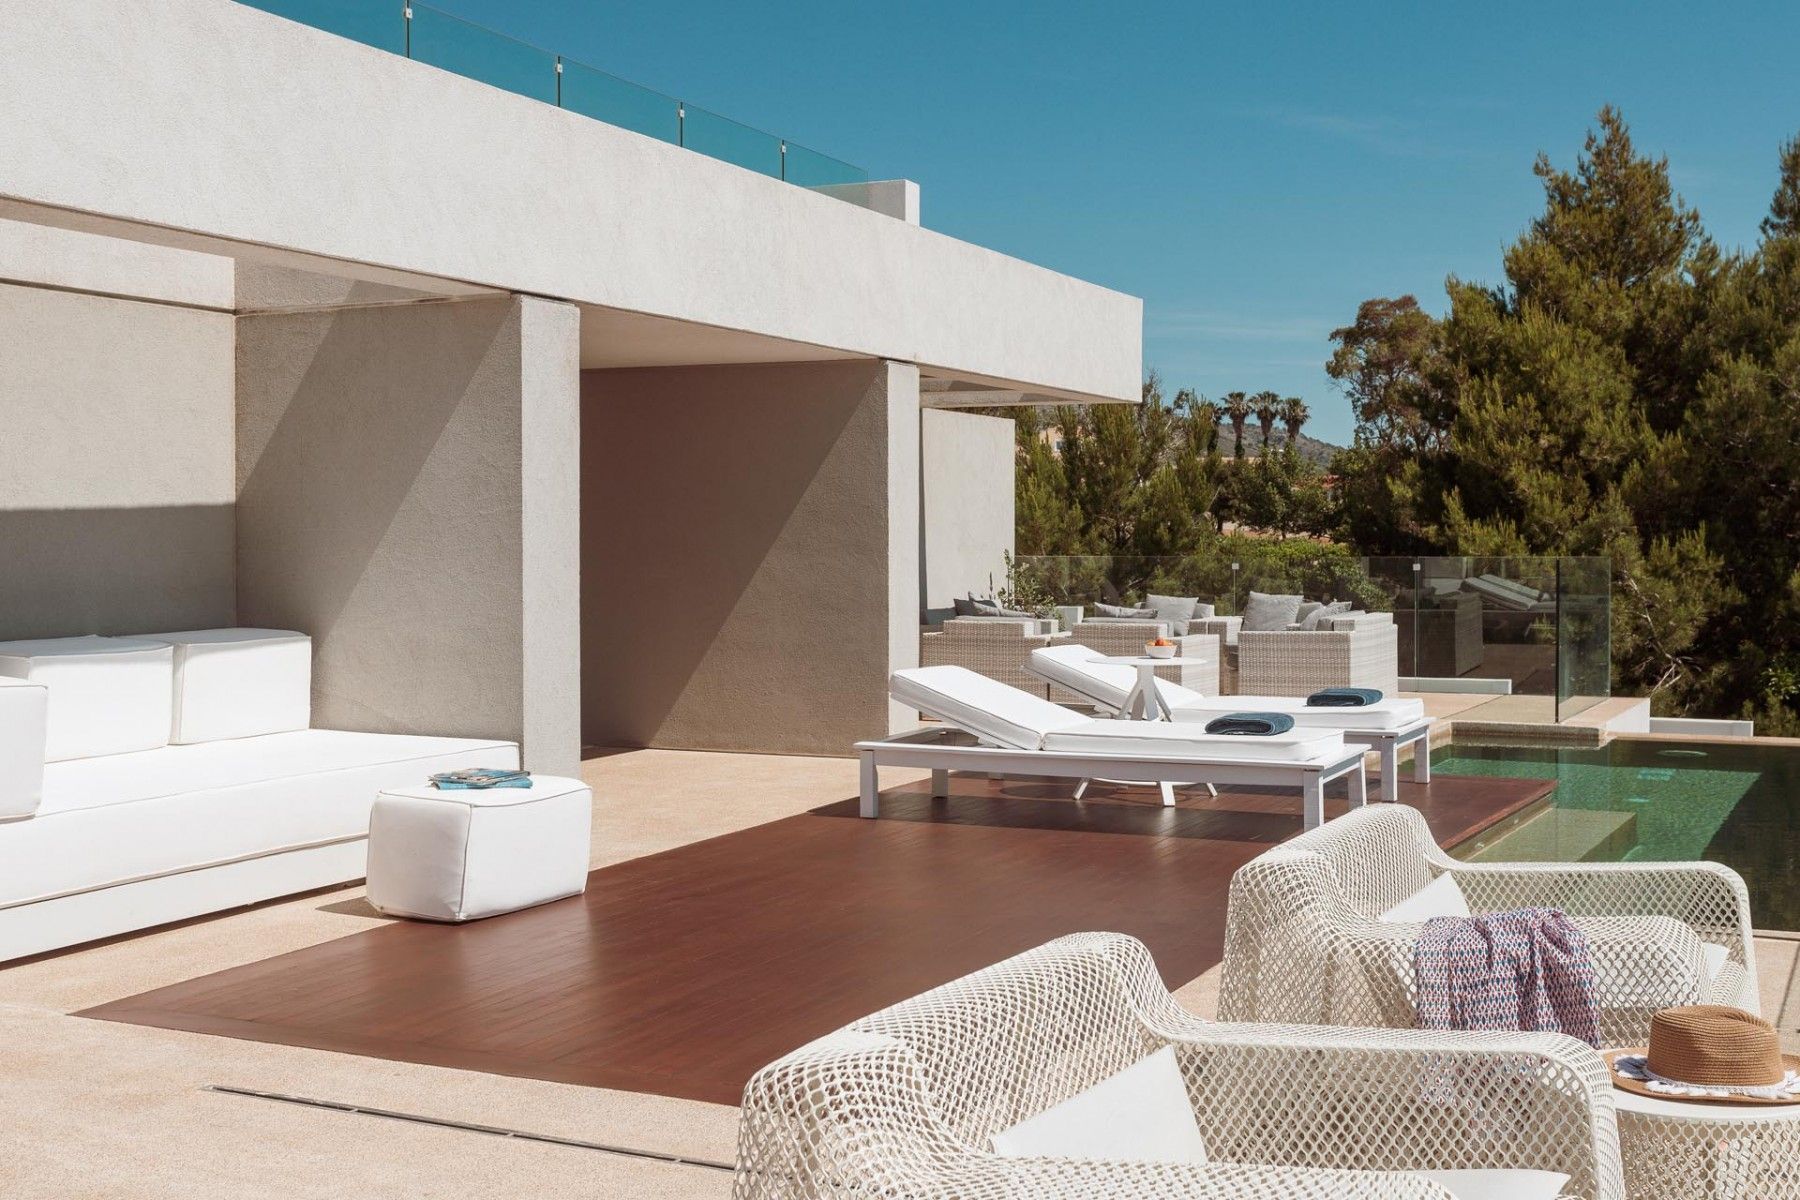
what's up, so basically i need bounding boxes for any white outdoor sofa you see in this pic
[860,666,1367,828]
[1219,804,1760,1047]
[1028,644,1433,803]
[0,631,517,963]
[737,932,1621,1200]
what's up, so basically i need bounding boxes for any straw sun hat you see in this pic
[1606,1006,1800,1106]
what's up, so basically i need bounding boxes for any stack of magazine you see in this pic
[429,768,533,790]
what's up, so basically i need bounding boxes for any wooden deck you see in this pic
[81,772,1550,1106]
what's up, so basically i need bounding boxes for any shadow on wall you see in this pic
[581,362,892,755]
[0,505,236,640]
[235,297,524,738]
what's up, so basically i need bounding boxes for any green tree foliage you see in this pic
[1331,107,1800,731]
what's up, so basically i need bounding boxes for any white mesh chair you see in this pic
[1219,805,1759,1047]
[736,932,1622,1200]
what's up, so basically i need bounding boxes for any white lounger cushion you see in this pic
[1043,720,1345,762]
[1171,694,1427,732]
[1,730,517,908]
[892,666,1089,751]
[0,678,48,819]
[1029,645,1208,711]
[153,628,312,744]
[0,635,173,760]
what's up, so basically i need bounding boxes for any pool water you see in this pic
[1434,738,1800,930]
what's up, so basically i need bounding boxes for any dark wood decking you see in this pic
[81,773,1549,1106]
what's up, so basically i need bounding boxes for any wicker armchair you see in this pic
[920,618,1066,696]
[1058,621,1220,704]
[1219,805,1759,1048]
[1236,611,1400,697]
[737,932,1621,1200]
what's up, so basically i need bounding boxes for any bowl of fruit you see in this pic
[1144,638,1177,659]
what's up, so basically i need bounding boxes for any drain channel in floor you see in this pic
[204,1086,735,1172]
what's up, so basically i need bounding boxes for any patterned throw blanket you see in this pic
[1415,907,1601,1046]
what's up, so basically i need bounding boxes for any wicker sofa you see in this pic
[1218,805,1759,1048]
[737,932,1620,1200]
[1224,611,1400,698]
[1059,620,1220,704]
[920,618,1067,697]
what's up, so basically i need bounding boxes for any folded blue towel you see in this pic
[431,768,533,790]
[1204,712,1296,736]
[1307,687,1383,707]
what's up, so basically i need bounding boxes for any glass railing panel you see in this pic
[681,104,783,177]
[1556,556,1612,721]
[560,59,680,144]
[783,142,869,187]
[409,4,558,104]
[240,0,406,53]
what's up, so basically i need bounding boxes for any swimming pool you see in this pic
[1436,737,1800,930]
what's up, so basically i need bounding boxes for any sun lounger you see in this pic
[1027,645,1434,803]
[861,666,1366,828]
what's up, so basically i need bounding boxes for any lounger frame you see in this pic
[854,726,1368,830]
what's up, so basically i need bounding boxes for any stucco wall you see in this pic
[0,279,235,639]
[235,295,581,773]
[921,409,1016,623]
[581,361,920,754]
[0,0,1139,405]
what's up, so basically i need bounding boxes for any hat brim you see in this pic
[1604,1049,1800,1107]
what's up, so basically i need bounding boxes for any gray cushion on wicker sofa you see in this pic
[1094,602,1160,619]
[1144,594,1214,632]
[1299,600,1353,630]
[1241,591,1303,631]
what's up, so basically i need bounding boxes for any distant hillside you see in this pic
[1213,426,1341,468]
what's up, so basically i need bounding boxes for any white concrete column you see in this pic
[884,361,922,732]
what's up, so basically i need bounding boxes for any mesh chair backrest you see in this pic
[1279,803,1441,915]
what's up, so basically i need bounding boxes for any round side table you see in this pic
[1611,1085,1800,1198]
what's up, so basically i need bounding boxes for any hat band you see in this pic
[1616,1055,1800,1101]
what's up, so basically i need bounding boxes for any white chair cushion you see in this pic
[150,628,312,744]
[0,636,172,761]
[367,776,592,922]
[1029,645,1208,712]
[1171,694,1426,732]
[0,678,48,819]
[990,1046,1207,1166]
[891,666,1090,751]
[1380,872,1472,923]
[1414,1168,1569,1200]
[1042,720,1346,762]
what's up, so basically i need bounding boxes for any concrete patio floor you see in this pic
[2,748,1793,1197]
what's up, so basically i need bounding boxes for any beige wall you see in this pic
[581,361,920,755]
[235,295,581,773]
[921,409,1016,623]
[0,279,235,639]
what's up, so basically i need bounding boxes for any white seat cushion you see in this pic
[1171,694,1426,732]
[2,730,518,907]
[891,666,1090,750]
[151,628,311,744]
[1414,1169,1569,1200]
[1029,645,1209,711]
[368,776,592,922]
[1380,872,1472,923]
[0,678,48,819]
[991,1046,1207,1166]
[0,635,173,760]
[1042,720,1346,762]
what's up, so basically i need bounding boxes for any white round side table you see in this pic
[1611,1085,1800,1198]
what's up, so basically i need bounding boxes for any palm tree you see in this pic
[1279,396,1310,455]
[1251,390,1280,453]
[1223,391,1252,460]
[1195,400,1222,456]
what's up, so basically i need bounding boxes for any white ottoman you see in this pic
[366,775,592,922]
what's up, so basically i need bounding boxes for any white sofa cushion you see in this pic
[1,730,517,908]
[1171,694,1426,732]
[151,628,312,744]
[0,636,173,760]
[1042,720,1346,762]
[1029,645,1209,712]
[1380,872,1472,923]
[0,678,48,819]
[891,666,1090,751]
[1414,1169,1569,1200]
[367,776,592,922]
[991,1046,1207,1165]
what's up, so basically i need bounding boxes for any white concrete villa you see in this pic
[3,4,1798,1199]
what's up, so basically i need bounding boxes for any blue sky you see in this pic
[429,0,1798,445]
